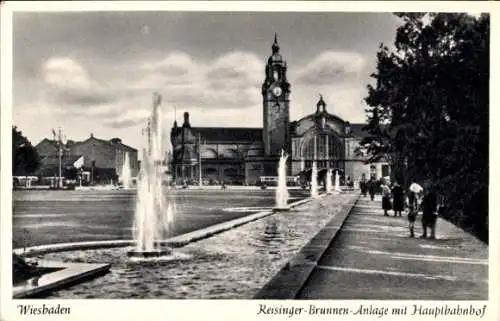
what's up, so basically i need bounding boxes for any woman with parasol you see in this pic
[406,179,424,237]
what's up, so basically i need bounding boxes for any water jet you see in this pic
[274,150,290,211]
[310,161,319,198]
[131,93,175,259]
[326,169,333,194]
[120,152,133,189]
[334,170,341,192]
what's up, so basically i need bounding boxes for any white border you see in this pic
[1,2,499,321]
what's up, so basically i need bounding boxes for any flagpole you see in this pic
[198,132,202,187]
[326,135,329,169]
[58,128,63,188]
[313,135,317,161]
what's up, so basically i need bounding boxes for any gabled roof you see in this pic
[35,138,59,149]
[36,136,137,152]
[192,127,263,142]
[75,136,137,152]
[293,110,347,125]
[39,155,83,167]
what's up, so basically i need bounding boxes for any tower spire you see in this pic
[317,94,327,113]
[272,32,280,53]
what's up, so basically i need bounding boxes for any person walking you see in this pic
[381,181,392,216]
[420,182,438,239]
[391,182,405,217]
[368,177,376,201]
[360,175,368,197]
[406,191,419,238]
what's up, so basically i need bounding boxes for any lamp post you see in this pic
[313,134,317,161]
[326,134,329,169]
[344,122,351,182]
[198,132,202,187]
[53,128,64,189]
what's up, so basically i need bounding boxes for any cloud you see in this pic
[42,57,92,89]
[103,109,151,129]
[41,56,122,113]
[141,52,200,85]
[49,87,118,107]
[207,52,262,90]
[294,51,365,86]
[34,50,366,131]
[289,51,368,123]
[133,51,263,111]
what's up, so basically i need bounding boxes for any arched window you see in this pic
[219,148,241,159]
[201,148,217,159]
[301,133,343,160]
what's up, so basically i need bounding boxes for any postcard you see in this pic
[1,1,498,321]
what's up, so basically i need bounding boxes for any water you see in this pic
[41,193,358,299]
[12,189,309,248]
[133,93,174,253]
[120,152,133,189]
[275,150,289,209]
[310,161,319,198]
[326,169,333,193]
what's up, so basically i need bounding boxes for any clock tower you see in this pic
[262,33,291,157]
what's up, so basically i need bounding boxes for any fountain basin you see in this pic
[13,260,111,298]
[31,193,358,299]
[273,207,291,212]
[127,248,172,258]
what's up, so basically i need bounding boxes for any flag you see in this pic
[73,156,84,169]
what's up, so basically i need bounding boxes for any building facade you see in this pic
[35,134,139,184]
[170,34,389,185]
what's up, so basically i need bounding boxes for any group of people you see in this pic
[361,176,441,239]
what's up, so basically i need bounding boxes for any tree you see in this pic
[12,126,41,176]
[362,13,489,242]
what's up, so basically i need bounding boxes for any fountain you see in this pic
[127,93,174,259]
[274,150,290,211]
[334,170,341,192]
[120,152,133,189]
[310,161,319,198]
[325,169,333,194]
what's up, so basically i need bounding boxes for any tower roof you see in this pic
[268,33,284,64]
[272,32,280,53]
[316,94,327,113]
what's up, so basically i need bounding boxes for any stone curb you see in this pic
[14,196,316,257]
[13,262,111,299]
[253,194,360,299]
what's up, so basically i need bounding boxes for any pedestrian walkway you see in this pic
[296,195,488,300]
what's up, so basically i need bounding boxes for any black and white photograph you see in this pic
[1,1,497,320]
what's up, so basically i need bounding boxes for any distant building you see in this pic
[170,113,261,184]
[170,34,390,185]
[35,133,139,184]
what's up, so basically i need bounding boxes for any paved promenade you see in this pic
[297,195,488,300]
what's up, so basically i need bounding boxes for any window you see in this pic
[204,168,217,175]
[382,165,390,177]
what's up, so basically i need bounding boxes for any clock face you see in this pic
[272,86,282,97]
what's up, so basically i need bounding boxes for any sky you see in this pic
[12,11,403,150]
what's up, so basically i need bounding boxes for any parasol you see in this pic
[409,182,423,194]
